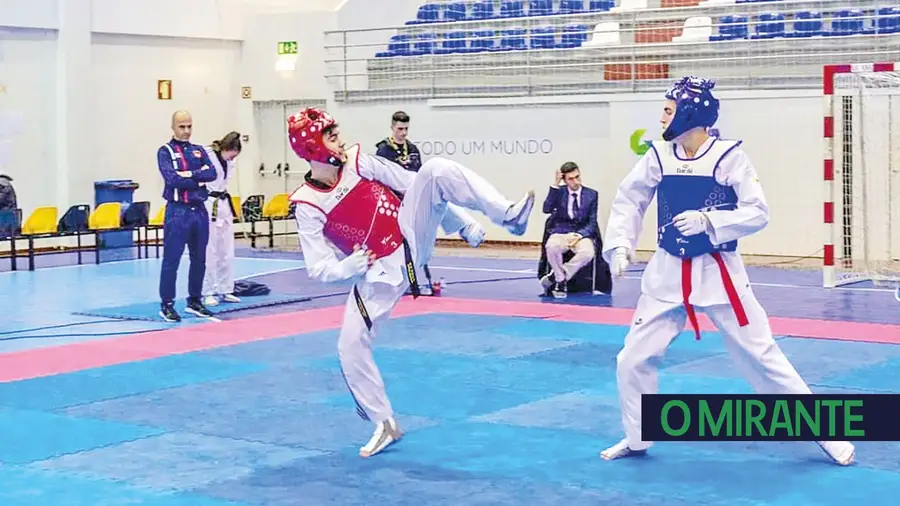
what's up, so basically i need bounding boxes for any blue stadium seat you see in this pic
[469,0,495,20]
[530,27,556,49]
[529,0,554,16]
[558,23,590,48]
[751,12,785,39]
[501,1,526,18]
[559,0,585,14]
[786,10,823,38]
[877,7,900,34]
[471,30,497,52]
[435,31,468,54]
[406,3,440,25]
[496,28,528,51]
[827,9,872,37]
[588,0,615,11]
[710,15,748,41]
[376,34,412,58]
[443,2,467,22]
[411,33,436,55]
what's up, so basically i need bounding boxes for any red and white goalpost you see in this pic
[823,62,900,288]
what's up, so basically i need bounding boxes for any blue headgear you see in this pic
[662,76,720,141]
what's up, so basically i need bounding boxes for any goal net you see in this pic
[824,63,900,288]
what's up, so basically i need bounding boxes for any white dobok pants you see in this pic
[202,198,236,297]
[617,290,814,451]
[339,157,516,423]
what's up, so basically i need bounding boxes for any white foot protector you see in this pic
[459,222,485,248]
[359,417,403,458]
[600,438,648,460]
[817,441,855,466]
[222,293,241,303]
[503,191,535,236]
[203,295,219,306]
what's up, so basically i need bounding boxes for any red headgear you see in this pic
[287,107,344,167]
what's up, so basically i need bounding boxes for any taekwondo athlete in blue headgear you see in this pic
[157,110,218,322]
[599,76,856,466]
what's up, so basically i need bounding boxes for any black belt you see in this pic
[353,238,419,331]
[208,191,237,222]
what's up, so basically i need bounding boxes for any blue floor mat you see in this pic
[72,294,313,322]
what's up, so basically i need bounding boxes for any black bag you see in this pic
[233,280,270,296]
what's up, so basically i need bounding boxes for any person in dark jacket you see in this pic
[157,110,217,322]
[375,111,421,172]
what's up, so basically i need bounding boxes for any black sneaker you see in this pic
[551,281,567,299]
[160,304,181,322]
[185,300,215,319]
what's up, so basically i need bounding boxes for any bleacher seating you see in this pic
[371,1,900,60]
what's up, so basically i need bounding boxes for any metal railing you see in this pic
[323,1,900,101]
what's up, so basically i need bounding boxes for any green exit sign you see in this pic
[277,41,298,55]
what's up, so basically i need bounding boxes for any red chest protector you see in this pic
[289,145,404,259]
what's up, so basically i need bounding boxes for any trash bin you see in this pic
[94,179,140,248]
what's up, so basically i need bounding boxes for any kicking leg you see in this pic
[337,279,407,458]
[603,295,687,460]
[399,157,534,266]
[705,293,855,466]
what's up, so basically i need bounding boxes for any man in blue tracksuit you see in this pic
[157,110,218,322]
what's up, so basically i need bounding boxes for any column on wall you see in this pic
[55,0,92,209]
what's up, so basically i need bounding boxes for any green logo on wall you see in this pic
[630,129,651,156]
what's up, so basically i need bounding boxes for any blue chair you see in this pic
[471,30,496,52]
[411,33,436,55]
[828,9,870,37]
[529,0,553,17]
[375,34,412,58]
[558,23,590,48]
[530,27,556,49]
[751,12,785,39]
[501,1,526,18]
[406,3,440,25]
[443,2,467,22]
[469,0,495,20]
[588,0,615,11]
[434,31,468,54]
[559,0,585,14]
[710,15,748,41]
[877,7,900,34]
[786,10,823,38]
[496,28,528,51]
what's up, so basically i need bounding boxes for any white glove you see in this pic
[340,248,371,279]
[673,211,709,237]
[459,222,485,248]
[611,247,630,278]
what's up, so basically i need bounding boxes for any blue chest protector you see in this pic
[652,138,743,258]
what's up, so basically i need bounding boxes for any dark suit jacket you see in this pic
[542,185,599,239]
[537,184,612,294]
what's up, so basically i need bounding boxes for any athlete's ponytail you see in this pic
[212,131,242,153]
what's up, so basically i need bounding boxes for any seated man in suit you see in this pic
[540,161,600,298]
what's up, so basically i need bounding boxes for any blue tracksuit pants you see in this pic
[159,202,209,306]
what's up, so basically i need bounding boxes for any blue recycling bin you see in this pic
[94,179,140,248]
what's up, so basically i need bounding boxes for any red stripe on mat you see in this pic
[0,297,897,383]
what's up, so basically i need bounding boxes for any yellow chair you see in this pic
[230,195,242,220]
[21,206,58,235]
[149,204,166,226]
[89,202,122,230]
[262,193,289,219]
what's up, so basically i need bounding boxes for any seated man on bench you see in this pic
[539,161,609,298]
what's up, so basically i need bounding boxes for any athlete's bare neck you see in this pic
[679,129,710,159]
[309,162,340,188]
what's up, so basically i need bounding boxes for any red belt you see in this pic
[681,251,749,340]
